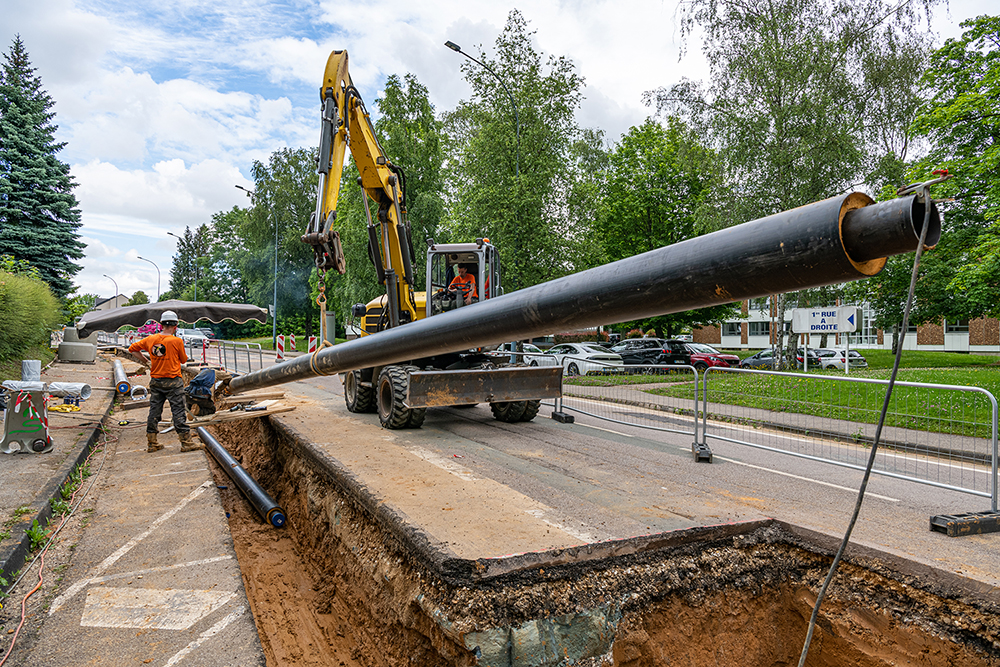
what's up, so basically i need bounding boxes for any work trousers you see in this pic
[147,377,189,435]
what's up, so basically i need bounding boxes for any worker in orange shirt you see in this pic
[447,263,478,305]
[128,310,200,453]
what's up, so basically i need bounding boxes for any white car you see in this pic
[493,343,558,366]
[545,343,624,375]
[177,329,210,345]
[814,348,868,370]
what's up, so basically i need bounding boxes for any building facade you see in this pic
[695,299,1000,354]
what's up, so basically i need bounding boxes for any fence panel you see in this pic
[699,367,998,508]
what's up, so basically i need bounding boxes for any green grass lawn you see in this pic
[0,345,55,381]
[238,336,347,352]
[566,350,1000,438]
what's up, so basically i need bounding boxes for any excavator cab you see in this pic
[426,240,501,317]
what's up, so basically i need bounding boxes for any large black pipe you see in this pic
[230,192,939,394]
[197,426,286,528]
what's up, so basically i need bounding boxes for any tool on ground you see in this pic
[197,426,286,528]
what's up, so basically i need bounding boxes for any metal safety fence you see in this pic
[698,367,998,510]
[182,339,265,374]
[488,351,701,441]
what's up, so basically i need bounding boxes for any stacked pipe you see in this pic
[229,193,940,395]
[197,426,286,528]
[112,359,131,395]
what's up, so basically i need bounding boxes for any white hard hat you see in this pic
[160,310,179,324]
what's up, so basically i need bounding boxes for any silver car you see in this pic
[545,343,624,376]
[814,348,868,370]
[493,343,558,367]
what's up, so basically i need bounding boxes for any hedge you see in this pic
[0,271,61,362]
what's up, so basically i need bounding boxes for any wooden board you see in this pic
[158,403,295,427]
[217,391,285,407]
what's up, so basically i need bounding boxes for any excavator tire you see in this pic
[518,399,541,422]
[490,400,527,423]
[377,365,418,429]
[345,369,375,413]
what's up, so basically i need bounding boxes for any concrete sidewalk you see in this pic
[0,353,264,666]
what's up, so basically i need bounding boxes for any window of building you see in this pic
[722,322,741,337]
[946,319,969,333]
[748,321,770,337]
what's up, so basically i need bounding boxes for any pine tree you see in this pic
[0,35,84,299]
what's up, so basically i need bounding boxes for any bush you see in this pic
[0,270,61,362]
[644,328,657,338]
[626,328,644,339]
[553,331,610,344]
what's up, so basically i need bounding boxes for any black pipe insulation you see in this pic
[229,192,940,395]
[197,426,286,528]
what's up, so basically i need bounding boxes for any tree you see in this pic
[598,118,736,336]
[644,0,938,364]
[164,225,209,300]
[443,10,591,290]
[0,36,84,299]
[914,15,1000,319]
[126,290,149,306]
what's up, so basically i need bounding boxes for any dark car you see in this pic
[655,339,694,367]
[609,338,667,365]
[674,342,740,370]
[795,347,821,369]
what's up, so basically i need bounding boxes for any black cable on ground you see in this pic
[797,182,938,666]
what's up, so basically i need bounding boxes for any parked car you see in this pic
[674,334,693,342]
[177,328,210,345]
[739,349,784,369]
[795,347,822,369]
[546,343,624,375]
[493,343,558,367]
[654,339,694,367]
[196,327,216,339]
[609,338,667,365]
[674,342,740,370]
[814,348,868,370]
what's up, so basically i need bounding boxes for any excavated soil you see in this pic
[209,416,1000,667]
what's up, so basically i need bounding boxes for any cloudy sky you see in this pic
[1,0,992,302]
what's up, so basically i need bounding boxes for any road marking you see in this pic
[162,606,247,667]
[50,481,213,615]
[148,468,209,477]
[523,508,598,543]
[713,457,900,502]
[80,588,236,630]
[89,556,233,585]
[407,446,479,481]
[578,423,634,437]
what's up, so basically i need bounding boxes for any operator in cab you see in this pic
[446,263,478,305]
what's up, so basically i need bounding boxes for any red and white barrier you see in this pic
[308,336,317,353]
[289,333,296,352]
[276,334,285,360]
[202,339,209,364]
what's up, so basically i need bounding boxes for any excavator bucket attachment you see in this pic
[405,367,563,409]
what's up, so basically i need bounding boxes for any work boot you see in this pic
[179,432,202,452]
[146,432,163,453]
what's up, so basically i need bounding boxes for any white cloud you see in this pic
[79,236,123,258]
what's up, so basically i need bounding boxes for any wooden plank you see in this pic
[217,392,285,407]
[121,399,150,411]
[158,403,295,428]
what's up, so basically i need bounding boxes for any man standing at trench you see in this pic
[128,310,201,453]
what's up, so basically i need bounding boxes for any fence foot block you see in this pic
[692,441,713,463]
[551,411,575,424]
[929,511,1000,537]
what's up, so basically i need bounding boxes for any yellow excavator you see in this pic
[302,50,561,429]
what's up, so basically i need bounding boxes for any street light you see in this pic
[446,39,522,290]
[102,274,119,308]
[444,40,519,177]
[137,256,160,301]
[236,185,279,352]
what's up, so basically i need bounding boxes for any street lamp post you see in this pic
[444,40,519,177]
[137,256,160,301]
[236,185,279,352]
[102,274,119,307]
[445,39,522,291]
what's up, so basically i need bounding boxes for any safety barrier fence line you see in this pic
[699,367,998,511]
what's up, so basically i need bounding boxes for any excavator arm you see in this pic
[302,49,419,328]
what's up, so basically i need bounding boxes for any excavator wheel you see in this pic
[518,399,541,422]
[490,400,527,423]
[377,366,422,429]
[345,369,375,413]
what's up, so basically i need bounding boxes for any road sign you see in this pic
[791,307,861,334]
